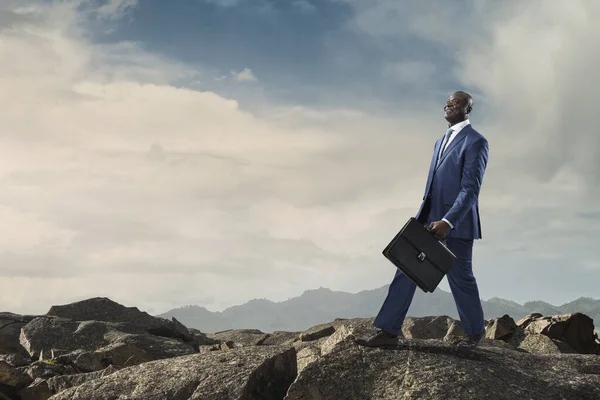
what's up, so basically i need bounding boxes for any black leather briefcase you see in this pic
[382,217,456,292]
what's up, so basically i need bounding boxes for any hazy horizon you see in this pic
[6,284,599,317]
[161,289,598,316]
[2,0,600,316]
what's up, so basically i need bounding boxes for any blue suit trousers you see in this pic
[373,236,485,336]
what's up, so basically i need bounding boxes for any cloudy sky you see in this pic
[2,0,600,315]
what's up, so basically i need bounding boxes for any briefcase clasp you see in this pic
[417,252,426,262]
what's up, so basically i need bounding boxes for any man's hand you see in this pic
[428,220,451,240]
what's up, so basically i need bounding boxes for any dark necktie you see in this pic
[436,128,453,168]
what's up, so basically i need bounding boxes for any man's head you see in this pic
[444,91,473,125]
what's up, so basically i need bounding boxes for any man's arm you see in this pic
[442,138,489,228]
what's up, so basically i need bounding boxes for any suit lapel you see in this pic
[422,137,443,199]
[434,125,470,171]
[431,138,442,170]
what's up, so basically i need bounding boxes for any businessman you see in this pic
[357,91,488,348]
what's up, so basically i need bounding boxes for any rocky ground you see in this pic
[1,297,599,399]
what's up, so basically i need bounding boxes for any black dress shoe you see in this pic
[455,330,485,348]
[355,330,399,348]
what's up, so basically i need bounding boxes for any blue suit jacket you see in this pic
[415,124,489,240]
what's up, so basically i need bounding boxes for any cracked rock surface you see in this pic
[284,336,600,400]
[48,345,297,400]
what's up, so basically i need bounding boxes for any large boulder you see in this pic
[521,313,596,354]
[260,331,299,346]
[0,313,35,358]
[207,329,270,347]
[188,328,220,346]
[287,314,600,381]
[298,324,336,342]
[293,323,358,374]
[401,316,460,340]
[284,336,600,400]
[46,297,193,342]
[12,366,120,399]
[19,317,196,371]
[518,334,576,354]
[18,360,76,381]
[443,320,466,342]
[516,313,543,329]
[46,365,118,393]
[48,345,297,400]
[18,378,54,400]
[296,346,320,374]
[0,353,31,368]
[485,314,517,340]
[0,360,32,389]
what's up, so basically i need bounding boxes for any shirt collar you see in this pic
[448,119,470,133]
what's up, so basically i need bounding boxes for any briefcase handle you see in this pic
[425,224,447,245]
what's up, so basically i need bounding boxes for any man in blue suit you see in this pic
[357,91,489,348]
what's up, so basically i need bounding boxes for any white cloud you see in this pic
[214,68,258,83]
[95,0,138,20]
[204,0,240,8]
[0,0,434,314]
[383,61,436,84]
[231,67,258,82]
[293,0,317,13]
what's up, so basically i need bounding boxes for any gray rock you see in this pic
[18,378,53,400]
[443,320,465,342]
[284,336,600,400]
[522,313,596,353]
[329,317,375,335]
[46,297,193,342]
[321,325,353,356]
[0,353,31,368]
[518,334,576,354]
[48,345,297,400]
[64,342,153,371]
[295,319,385,373]
[220,341,235,350]
[0,385,19,400]
[207,329,270,347]
[296,346,320,374]
[485,314,517,340]
[401,316,458,340]
[69,350,111,372]
[0,313,37,324]
[516,313,543,329]
[478,338,520,351]
[46,365,118,393]
[0,360,32,388]
[20,318,138,359]
[108,331,197,360]
[19,317,195,371]
[298,324,335,342]
[292,336,328,353]
[197,345,221,354]
[260,331,299,346]
[505,326,527,347]
[0,313,33,358]
[37,350,64,362]
[18,361,76,381]
[188,328,220,346]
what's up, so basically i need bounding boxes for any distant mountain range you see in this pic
[157,286,600,334]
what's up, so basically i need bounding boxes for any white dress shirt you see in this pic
[440,119,470,230]
[443,119,470,154]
